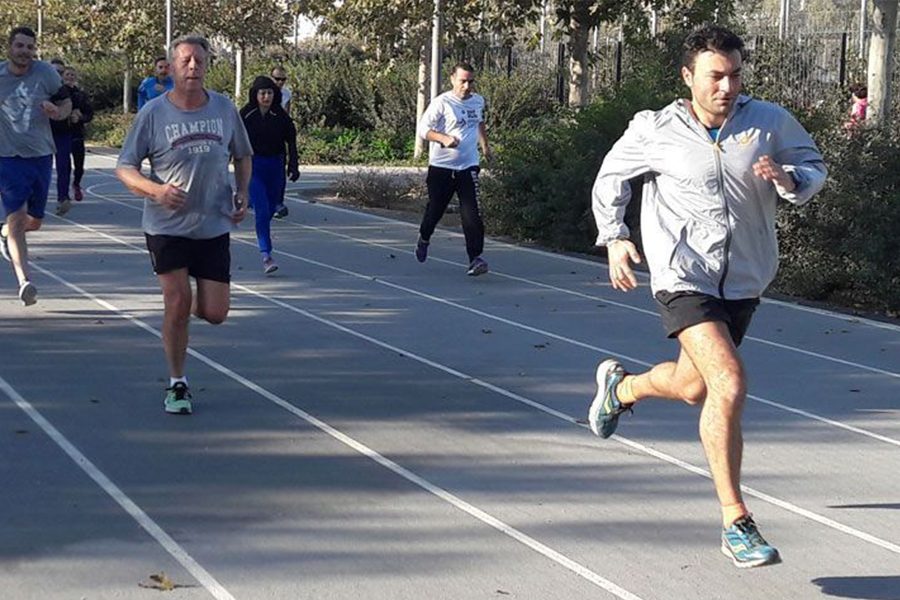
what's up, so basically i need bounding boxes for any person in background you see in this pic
[62,66,94,202]
[137,56,173,110]
[240,75,299,274]
[49,58,74,215]
[845,83,867,130]
[414,62,492,277]
[270,66,293,219]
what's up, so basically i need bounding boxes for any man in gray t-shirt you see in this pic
[0,26,72,306]
[116,34,252,416]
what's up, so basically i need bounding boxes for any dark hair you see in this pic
[9,26,36,45]
[681,25,745,72]
[50,57,65,66]
[451,62,475,76]
[154,55,168,65]
[849,83,867,99]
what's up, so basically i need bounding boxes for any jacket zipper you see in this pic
[682,99,740,298]
[713,137,732,299]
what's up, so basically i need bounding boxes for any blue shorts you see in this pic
[0,155,53,219]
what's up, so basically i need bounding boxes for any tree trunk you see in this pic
[567,10,590,108]
[123,60,132,114]
[414,44,428,160]
[867,0,899,126]
[234,46,244,102]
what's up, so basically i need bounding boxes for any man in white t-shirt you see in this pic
[415,62,491,276]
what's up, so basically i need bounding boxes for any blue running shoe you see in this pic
[721,515,781,568]
[415,236,429,263]
[587,359,631,438]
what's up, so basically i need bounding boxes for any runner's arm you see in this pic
[232,155,251,204]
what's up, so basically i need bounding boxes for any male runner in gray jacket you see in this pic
[587,25,826,568]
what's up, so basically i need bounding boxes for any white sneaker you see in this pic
[0,224,9,262]
[18,281,37,306]
[55,198,73,216]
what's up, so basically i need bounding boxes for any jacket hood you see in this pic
[242,75,282,112]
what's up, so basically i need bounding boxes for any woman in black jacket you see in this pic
[62,67,94,203]
[240,75,299,274]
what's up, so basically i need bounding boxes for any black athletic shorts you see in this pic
[654,291,759,346]
[145,232,231,283]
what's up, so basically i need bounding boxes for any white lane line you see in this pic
[85,155,900,334]
[277,196,900,380]
[29,263,645,600]
[78,182,900,450]
[0,376,235,600]
[281,190,900,334]
[37,213,900,559]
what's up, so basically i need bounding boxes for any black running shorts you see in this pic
[144,232,231,283]
[654,291,759,346]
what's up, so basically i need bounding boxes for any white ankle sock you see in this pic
[170,376,188,387]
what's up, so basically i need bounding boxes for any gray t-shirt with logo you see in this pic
[118,91,253,239]
[0,60,64,157]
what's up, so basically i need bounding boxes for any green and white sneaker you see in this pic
[721,515,781,568]
[164,382,192,415]
[587,358,631,438]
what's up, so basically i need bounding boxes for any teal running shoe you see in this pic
[721,515,781,568]
[587,359,631,438]
[164,382,192,415]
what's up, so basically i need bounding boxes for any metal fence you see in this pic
[475,3,894,107]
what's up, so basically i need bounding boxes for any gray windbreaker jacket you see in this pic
[592,95,827,299]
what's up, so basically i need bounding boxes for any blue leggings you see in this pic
[249,155,286,255]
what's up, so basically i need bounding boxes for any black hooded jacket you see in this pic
[50,85,93,138]
[240,75,298,171]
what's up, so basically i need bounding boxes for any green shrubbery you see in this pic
[72,38,899,315]
[483,33,900,316]
[87,111,135,148]
[774,117,900,316]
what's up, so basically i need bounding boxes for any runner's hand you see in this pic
[40,101,59,119]
[231,192,248,224]
[287,163,300,182]
[607,239,642,292]
[753,155,795,191]
[154,183,188,210]
[443,135,460,148]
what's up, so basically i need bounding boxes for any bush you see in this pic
[476,67,558,134]
[205,58,237,99]
[336,168,426,211]
[481,79,673,251]
[86,111,135,147]
[74,56,125,112]
[774,119,900,316]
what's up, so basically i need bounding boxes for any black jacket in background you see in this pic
[51,85,93,138]
[240,76,298,172]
